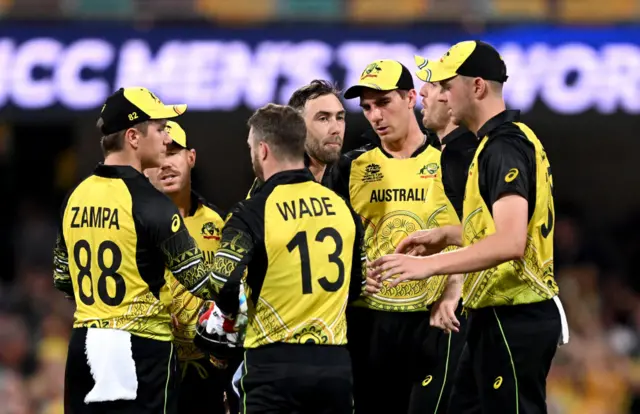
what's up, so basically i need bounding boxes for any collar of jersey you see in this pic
[262,168,314,189]
[477,109,521,139]
[362,128,432,159]
[93,163,143,179]
[187,190,204,217]
[442,126,474,147]
[303,152,335,186]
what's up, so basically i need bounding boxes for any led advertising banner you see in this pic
[0,23,638,115]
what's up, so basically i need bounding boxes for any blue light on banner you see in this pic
[0,23,639,115]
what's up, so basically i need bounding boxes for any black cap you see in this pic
[98,87,187,135]
[415,40,508,84]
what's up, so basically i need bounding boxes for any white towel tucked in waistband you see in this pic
[232,361,244,397]
[84,328,138,403]
[553,296,570,346]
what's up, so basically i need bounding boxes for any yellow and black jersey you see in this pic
[166,192,225,361]
[421,127,478,304]
[53,164,215,342]
[461,110,559,309]
[330,134,441,312]
[211,169,365,349]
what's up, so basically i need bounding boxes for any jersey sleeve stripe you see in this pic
[215,251,241,262]
[172,258,202,274]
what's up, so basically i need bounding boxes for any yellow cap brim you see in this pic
[170,136,187,148]
[146,104,187,120]
[413,55,457,83]
[165,121,187,148]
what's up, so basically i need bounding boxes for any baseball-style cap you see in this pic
[98,87,187,135]
[165,121,187,148]
[414,40,508,84]
[343,59,414,99]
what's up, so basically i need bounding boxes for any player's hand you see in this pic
[368,254,436,286]
[395,228,450,256]
[171,314,180,330]
[199,302,231,336]
[363,275,382,296]
[429,278,462,334]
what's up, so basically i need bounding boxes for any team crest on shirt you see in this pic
[360,63,382,80]
[201,222,221,240]
[418,163,439,179]
[362,163,383,183]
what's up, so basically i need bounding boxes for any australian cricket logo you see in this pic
[201,222,220,240]
[361,62,382,80]
[418,163,439,178]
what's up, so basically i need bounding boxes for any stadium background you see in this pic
[1,0,639,412]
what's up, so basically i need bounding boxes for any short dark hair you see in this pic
[97,119,150,156]
[247,104,306,161]
[288,79,342,112]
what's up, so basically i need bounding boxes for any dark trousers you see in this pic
[64,328,179,414]
[448,299,561,414]
[408,302,468,414]
[240,343,353,414]
[177,355,241,414]
[347,307,431,414]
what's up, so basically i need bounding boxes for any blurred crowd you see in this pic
[545,206,640,414]
[0,0,635,23]
[0,192,639,413]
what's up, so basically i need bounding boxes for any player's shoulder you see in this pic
[423,142,443,161]
[245,177,262,200]
[335,142,377,175]
[484,125,535,158]
[481,110,535,151]
[192,191,226,223]
[307,178,349,203]
[342,142,377,162]
[124,172,175,206]
[227,185,267,228]
[64,172,92,202]
[119,173,180,230]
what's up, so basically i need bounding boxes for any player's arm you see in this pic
[52,193,73,298]
[347,205,366,302]
[53,229,73,298]
[212,208,256,316]
[372,134,534,284]
[146,201,215,299]
[162,229,215,299]
[425,134,533,274]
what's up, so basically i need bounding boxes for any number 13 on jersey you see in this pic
[287,227,345,295]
